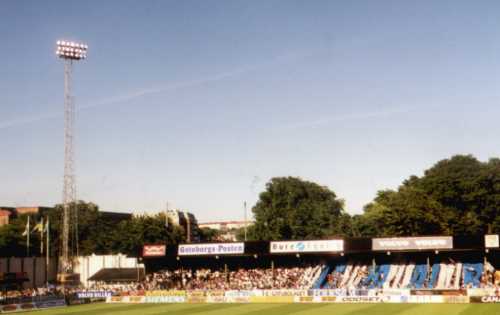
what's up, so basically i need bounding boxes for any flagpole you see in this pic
[46,217,50,286]
[40,217,44,254]
[26,216,30,257]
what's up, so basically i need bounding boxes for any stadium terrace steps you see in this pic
[313,265,331,289]
[429,263,441,289]
[401,263,415,288]
[453,263,462,289]
[392,263,406,288]
[463,263,483,287]
[125,260,490,292]
[412,264,427,289]
[320,260,487,290]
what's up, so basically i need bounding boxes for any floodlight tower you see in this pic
[56,40,88,275]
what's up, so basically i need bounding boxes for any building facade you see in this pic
[198,220,253,241]
[165,210,200,243]
[0,209,12,226]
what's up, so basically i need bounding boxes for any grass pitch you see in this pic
[30,302,500,315]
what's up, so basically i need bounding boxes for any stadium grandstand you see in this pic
[113,235,500,293]
[2,234,500,310]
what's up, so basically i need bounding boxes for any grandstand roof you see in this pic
[143,235,498,260]
[88,268,145,282]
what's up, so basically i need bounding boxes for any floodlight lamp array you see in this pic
[56,40,88,60]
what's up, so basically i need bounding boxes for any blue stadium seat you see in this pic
[313,265,331,289]
[410,264,427,289]
[428,263,440,289]
[376,264,390,288]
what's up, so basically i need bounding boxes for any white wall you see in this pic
[74,254,143,288]
[0,255,141,288]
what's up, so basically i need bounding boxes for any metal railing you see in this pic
[0,293,65,305]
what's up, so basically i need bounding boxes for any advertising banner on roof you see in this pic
[143,244,166,257]
[372,236,453,251]
[270,240,343,253]
[485,234,499,248]
[178,243,244,256]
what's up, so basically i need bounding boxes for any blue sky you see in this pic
[1,1,500,222]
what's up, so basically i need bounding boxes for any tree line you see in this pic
[248,154,500,240]
[0,203,185,257]
[0,154,498,256]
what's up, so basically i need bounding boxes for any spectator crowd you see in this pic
[2,262,500,302]
[88,265,323,293]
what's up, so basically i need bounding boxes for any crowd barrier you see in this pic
[0,294,64,306]
[0,299,65,314]
[102,288,500,304]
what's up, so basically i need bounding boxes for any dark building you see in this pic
[166,210,200,243]
[100,211,132,224]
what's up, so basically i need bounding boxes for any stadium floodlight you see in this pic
[56,39,88,279]
[56,40,88,60]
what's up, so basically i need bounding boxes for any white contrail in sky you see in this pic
[0,52,307,130]
[81,53,306,110]
[279,106,417,130]
[0,112,62,130]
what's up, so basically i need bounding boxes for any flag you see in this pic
[43,218,49,232]
[22,216,30,256]
[45,217,50,278]
[36,217,44,254]
[22,216,30,236]
[32,218,43,233]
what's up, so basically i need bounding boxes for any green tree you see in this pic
[477,158,500,233]
[199,227,221,242]
[250,177,348,240]
[0,218,27,256]
[363,188,445,236]
[350,193,392,237]
[414,155,485,234]
[111,213,184,256]
[359,154,500,236]
[50,201,101,256]
[0,201,187,257]
[0,213,46,257]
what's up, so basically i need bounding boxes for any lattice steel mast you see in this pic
[56,40,87,274]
